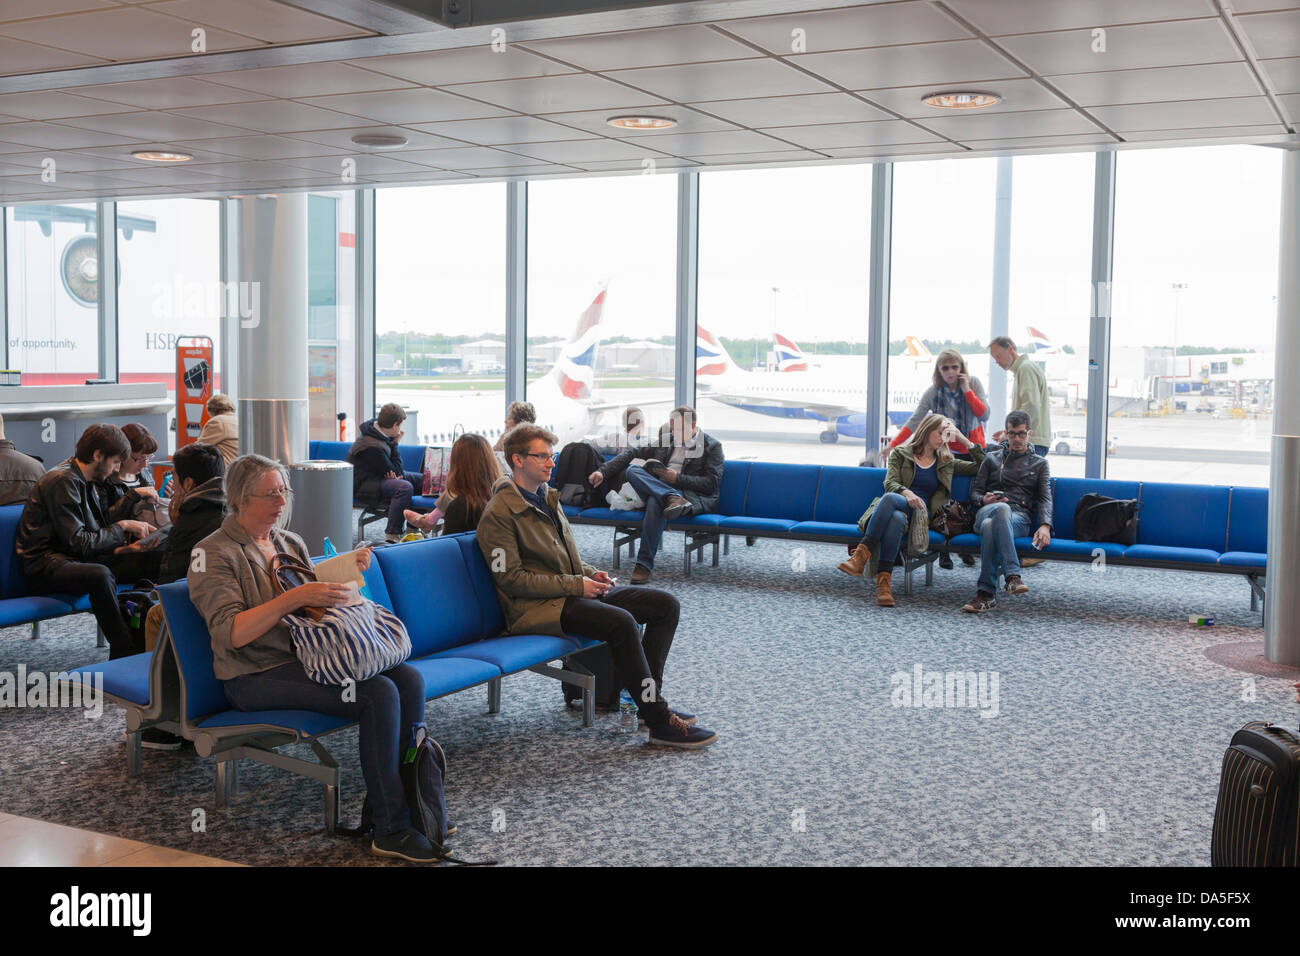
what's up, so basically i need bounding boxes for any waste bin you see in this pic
[289,460,354,556]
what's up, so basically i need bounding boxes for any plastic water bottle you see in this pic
[618,690,638,734]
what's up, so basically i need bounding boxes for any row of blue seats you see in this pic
[563,462,1269,605]
[0,505,109,643]
[61,532,605,829]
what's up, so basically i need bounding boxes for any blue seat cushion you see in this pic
[568,635,603,649]
[0,595,75,627]
[62,655,152,707]
[374,537,482,656]
[406,656,500,698]
[197,709,353,738]
[576,507,643,523]
[1040,539,1128,559]
[947,533,980,549]
[1226,487,1267,555]
[716,462,751,515]
[1136,482,1229,551]
[743,462,820,522]
[1051,478,1141,539]
[789,521,861,540]
[670,513,724,528]
[717,516,798,534]
[427,635,579,673]
[561,504,583,518]
[411,495,438,511]
[813,466,885,525]
[454,534,507,637]
[1219,551,1267,569]
[56,587,130,614]
[1122,544,1222,565]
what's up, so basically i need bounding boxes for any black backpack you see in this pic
[1073,493,1142,544]
[117,581,157,655]
[553,441,604,509]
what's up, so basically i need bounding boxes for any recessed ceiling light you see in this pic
[350,133,408,149]
[131,150,192,162]
[922,91,1001,110]
[606,115,677,131]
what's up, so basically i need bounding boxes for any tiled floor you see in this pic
[0,812,241,867]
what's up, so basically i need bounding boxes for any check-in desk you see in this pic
[0,383,171,466]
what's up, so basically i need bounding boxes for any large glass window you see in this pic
[697,164,871,465]
[1111,145,1281,487]
[307,192,358,442]
[5,202,100,383]
[375,182,506,445]
[527,174,676,451]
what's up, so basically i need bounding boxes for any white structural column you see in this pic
[235,193,309,465]
[987,157,1012,431]
[1265,150,1300,663]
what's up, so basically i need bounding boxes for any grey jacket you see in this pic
[971,443,1054,531]
[0,439,44,507]
[599,431,725,514]
[187,515,309,681]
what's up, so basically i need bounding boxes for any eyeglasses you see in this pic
[940,364,961,372]
[250,488,293,502]
[1006,429,1029,438]
[521,452,553,462]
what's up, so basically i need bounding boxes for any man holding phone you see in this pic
[963,410,1053,613]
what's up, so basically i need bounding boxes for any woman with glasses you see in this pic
[889,350,989,458]
[188,454,438,863]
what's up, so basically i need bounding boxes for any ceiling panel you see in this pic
[794,39,1027,90]
[381,146,551,170]
[200,63,414,99]
[676,147,827,163]
[0,90,140,120]
[164,134,351,160]
[946,0,1217,35]
[404,115,599,145]
[1046,62,1263,105]
[1132,123,1290,139]
[720,2,973,54]
[819,143,964,158]
[608,58,838,102]
[609,128,800,156]
[345,46,577,87]
[283,126,467,152]
[577,157,700,172]
[0,7,259,61]
[1259,57,1300,94]
[1087,95,1280,130]
[1236,10,1300,60]
[759,118,946,148]
[500,138,673,163]
[301,88,516,125]
[919,107,1106,138]
[690,91,890,126]
[521,25,758,70]
[444,73,670,113]
[174,99,374,133]
[996,19,1240,75]
[283,153,433,176]
[858,78,1072,116]
[1227,0,1300,10]
[148,0,369,44]
[180,159,328,181]
[53,109,250,142]
[74,77,267,109]
[0,0,114,22]
[0,33,111,74]
[533,105,740,136]
[1276,91,1300,118]
[962,132,1121,148]
[0,121,144,149]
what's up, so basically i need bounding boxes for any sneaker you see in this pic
[384,532,402,544]
[938,552,953,570]
[1020,557,1044,568]
[961,592,997,613]
[371,827,440,863]
[141,728,182,751]
[663,495,692,520]
[1004,575,1029,595]
[630,564,651,585]
[639,706,698,727]
[647,714,717,750]
[960,553,976,566]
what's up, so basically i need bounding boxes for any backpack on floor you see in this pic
[561,644,622,711]
[1211,721,1300,866]
[553,441,604,509]
[117,581,158,656]
[1073,493,1141,545]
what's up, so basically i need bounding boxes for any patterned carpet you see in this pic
[0,522,1287,866]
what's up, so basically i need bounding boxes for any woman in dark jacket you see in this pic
[405,433,502,536]
[839,414,984,606]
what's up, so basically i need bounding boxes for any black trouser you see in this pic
[560,586,679,725]
[32,551,164,660]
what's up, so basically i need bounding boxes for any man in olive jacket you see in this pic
[588,405,724,584]
[476,423,717,749]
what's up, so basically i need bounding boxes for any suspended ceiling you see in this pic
[0,0,1295,203]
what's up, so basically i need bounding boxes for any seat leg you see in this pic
[582,686,594,728]
[125,730,142,777]
[925,556,934,587]
[487,677,501,715]
[712,536,719,567]
[724,534,730,555]
[215,761,230,808]
[1250,578,1258,612]
[904,566,913,596]
[30,620,39,640]
[95,625,106,649]
[325,783,339,835]
[612,537,621,570]
[229,758,239,795]
[683,538,692,578]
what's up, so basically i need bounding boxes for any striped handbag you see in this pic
[272,552,412,685]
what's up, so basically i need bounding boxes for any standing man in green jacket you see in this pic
[476,423,717,749]
[989,336,1052,457]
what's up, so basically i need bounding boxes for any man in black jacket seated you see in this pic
[963,410,1053,613]
[589,405,725,585]
[347,402,424,543]
[16,424,156,659]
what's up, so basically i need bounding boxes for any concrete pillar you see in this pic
[1265,149,1300,664]
[987,156,1013,430]
[235,194,308,465]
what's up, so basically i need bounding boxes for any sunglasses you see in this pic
[940,364,961,372]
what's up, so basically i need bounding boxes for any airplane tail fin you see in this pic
[903,335,931,358]
[550,285,606,399]
[1025,325,1061,355]
[697,325,740,379]
[774,332,807,372]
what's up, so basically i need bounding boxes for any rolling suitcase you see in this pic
[561,644,621,711]
[1210,721,1300,866]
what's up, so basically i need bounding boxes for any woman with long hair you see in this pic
[889,349,989,457]
[405,433,503,535]
[838,413,984,606]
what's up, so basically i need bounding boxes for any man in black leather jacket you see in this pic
[16,424,156,658]
[963,410,1053,613]
[588,405,725,584]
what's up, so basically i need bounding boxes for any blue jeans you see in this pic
[973,502,1031,595]
[623,464,680,571]
[380,470,425,534]
[860,492,912,567]
[224,660,426,837]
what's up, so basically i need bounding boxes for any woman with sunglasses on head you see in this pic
[889,349,989,459]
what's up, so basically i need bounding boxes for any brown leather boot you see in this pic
[875,570,895,607]
[837,543,872,577]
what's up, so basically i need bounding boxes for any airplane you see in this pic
[773,332,807,371]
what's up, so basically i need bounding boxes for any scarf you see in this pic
[935,382,977,436]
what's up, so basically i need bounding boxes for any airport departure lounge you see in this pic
[0,0,1298,899]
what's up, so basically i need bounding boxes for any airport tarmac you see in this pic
[377,380,1272,489]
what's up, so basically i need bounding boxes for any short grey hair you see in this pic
[225,453,291,525]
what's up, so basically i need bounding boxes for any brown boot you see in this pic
[837,543,872,577]
[875,571,895,607]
